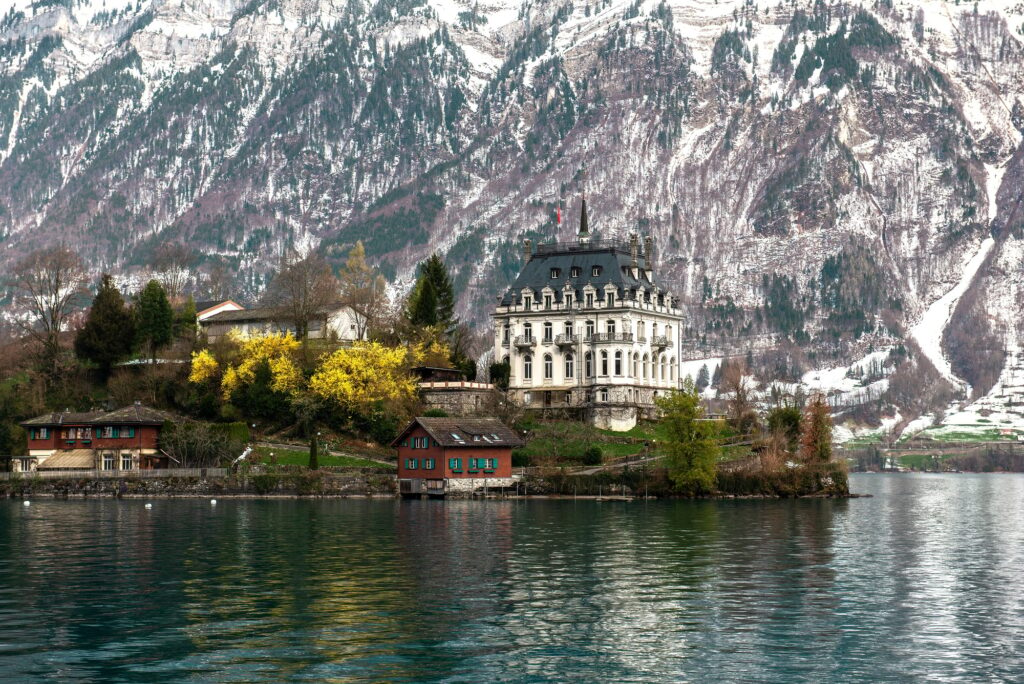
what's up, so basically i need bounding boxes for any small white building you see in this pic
[195,299,246,322]
[200,303,366,343]
[492,200,684,431]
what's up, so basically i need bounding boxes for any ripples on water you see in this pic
[1,474,1023,682]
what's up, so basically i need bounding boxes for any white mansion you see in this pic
[492,201,684,431]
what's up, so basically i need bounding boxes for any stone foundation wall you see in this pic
[0,473,397,498]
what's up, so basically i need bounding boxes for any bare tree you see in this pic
[262,251,338,340]
[720,359,759,436]
[151,242,195,302]
[203,256,235,300]
[338,241,386,339]
[9,246,89,374]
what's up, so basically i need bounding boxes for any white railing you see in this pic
[1,467,228,480]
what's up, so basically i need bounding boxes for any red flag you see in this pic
[557,204,561,225]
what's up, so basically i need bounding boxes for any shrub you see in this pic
[581,446,602,466]
[423,408,449,417]
[251,473,279,494]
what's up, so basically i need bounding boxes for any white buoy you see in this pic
[144,503,153,509]
[210,499,217,505]
[23,501,30,506]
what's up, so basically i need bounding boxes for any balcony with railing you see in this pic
[514,335,536,349]
[587,333,635,344]
[651,335,670,348]
[555,334,578,347]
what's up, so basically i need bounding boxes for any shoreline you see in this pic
[7,491,868,501]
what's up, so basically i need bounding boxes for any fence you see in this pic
[0,467,228,481]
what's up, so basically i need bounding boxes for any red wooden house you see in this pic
[19,403,175,473]
[391,417,525,497]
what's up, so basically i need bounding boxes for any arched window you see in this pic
[585,352,593,378]
[643,353,649,379]
[633,353,639,378]
[565,353,575,379]
[600,350,609,376]
[670,357,677,382]
[502,324,510,344]
[660,355,666,381]
[652,322,658,338]
[523,322,533,341]
[665,325,672,342]
[614,350,622,376]
[638,321,646,340]
[524,354,533,380]
[543,322,553,342]
[544,354,553,379]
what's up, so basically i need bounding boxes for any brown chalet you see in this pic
[18,403,175,473]
[391,417,524,497]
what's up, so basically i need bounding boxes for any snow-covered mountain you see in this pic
[2,0,1024,437]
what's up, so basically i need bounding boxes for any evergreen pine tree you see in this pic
[407,254,455,330]
[137,279,173,362]
[174,296,198,341]
[695,363,710,392]
[74,274,136,377]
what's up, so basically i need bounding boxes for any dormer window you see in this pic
[586,293,594,308]
[544,295,552,310]
[592,266,602,277]
[550,268,561,279]
[523,295,532,310]
[571,267,581,278]
[607,291,615,307]
[565,293,573,308]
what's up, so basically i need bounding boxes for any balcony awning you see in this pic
[38,449,95,470]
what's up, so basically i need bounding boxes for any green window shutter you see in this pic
[112,427,120,438]
[129,428,136,438]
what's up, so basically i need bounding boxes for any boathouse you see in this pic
[391,417,524,497]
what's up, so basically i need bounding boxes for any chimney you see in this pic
[643,236,655,280]
[523,239,532,262]
[630,233,639,269]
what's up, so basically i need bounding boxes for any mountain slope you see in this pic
[2,0,1024,432]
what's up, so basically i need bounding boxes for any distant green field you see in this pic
[252,446,393,470]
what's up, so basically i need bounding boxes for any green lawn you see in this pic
[252,446,393,470]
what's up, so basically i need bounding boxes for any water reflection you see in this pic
[1,476,1023,681]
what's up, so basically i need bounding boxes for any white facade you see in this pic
[493,235,683,431]
[202,305,368,343]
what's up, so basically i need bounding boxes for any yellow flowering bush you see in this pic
[217,332,303,400]
[188,349,219,384]
[310,341,418,410]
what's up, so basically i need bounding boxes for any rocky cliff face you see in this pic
[2,0,1024,434]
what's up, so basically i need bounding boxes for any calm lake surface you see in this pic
[2,474,1023,682]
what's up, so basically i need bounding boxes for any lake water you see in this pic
[2,474,1023,682]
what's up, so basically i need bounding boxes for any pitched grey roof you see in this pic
[499,239,665,306]
[391,417,525,448]
[21,405,173,427]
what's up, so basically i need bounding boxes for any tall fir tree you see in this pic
[407,254,455,330]
[74,274,136,376]
[137,279,174,362]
